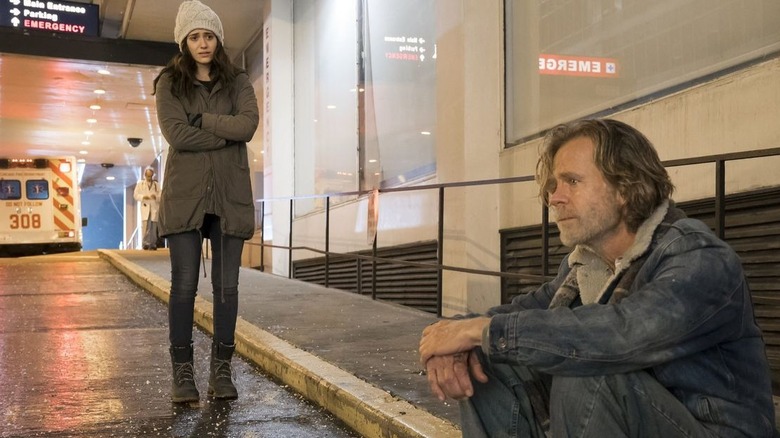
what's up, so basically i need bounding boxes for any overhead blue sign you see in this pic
[0,0,100,37]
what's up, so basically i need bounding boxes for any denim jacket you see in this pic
[484,202,776,437]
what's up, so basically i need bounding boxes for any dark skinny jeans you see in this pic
[167,214,244,348]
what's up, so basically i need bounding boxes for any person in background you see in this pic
[133,167,160,251]
[152,0,259,403]
[419,119,777,437]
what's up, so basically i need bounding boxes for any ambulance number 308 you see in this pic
[9,214,42,229]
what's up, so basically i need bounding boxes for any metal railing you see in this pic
[252,147,780,317]
[663,147,780,240]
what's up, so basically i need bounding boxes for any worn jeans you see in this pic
[461,358,716,438]
[167,214,244,347]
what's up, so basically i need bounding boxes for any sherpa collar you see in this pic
[549,200,673,308]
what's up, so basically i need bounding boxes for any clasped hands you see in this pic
[418,317,492,401]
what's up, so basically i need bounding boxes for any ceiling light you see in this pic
[421,131,431,136]
[87,118,97,124]
[327,105,336,109]
[369,159,377,163]
[90,104,101,110]
[79,150,88,155]
[98,69,111,75]
[106,176,116,181]
[77,158,86,163]
[81,141,90,146]
[84,130,93,135]
[94,89,106,95]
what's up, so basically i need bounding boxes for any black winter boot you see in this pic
[208,342,238,399]
[169,345,199,403]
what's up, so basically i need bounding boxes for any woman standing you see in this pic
[153,0,258,403]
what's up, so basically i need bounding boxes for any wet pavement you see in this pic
[100,249,460,438]
[0,252,359,438]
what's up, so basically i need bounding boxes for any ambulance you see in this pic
[0,157,84,256]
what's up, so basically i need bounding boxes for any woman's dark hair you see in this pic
[153,38,242,97]
[536,119,675,232]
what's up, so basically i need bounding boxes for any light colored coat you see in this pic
[133,179,160,221]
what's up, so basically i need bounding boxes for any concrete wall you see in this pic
[434,1,504,315]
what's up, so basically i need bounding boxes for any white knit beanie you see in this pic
[173,0,224,51]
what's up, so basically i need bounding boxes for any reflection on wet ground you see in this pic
[0,252,359,437]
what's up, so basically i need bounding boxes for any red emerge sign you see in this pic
[539,54,619,78]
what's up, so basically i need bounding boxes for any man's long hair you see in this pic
[536,119,674,232]
[152,39,241,98]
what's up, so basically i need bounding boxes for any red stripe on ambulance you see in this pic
[49,159,76,231]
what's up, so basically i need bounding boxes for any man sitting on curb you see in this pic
[419,119,777,437]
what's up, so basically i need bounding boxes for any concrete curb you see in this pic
[98,250,461,438]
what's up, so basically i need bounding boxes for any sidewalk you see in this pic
[98,249,461,438]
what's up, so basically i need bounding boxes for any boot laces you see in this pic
[213,358,233,381]
[174,361,195,385]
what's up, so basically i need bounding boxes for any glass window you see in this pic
[0,180,21,200]
[293,0,360,216]
[505,0,780,144]
[360,0,437,190]
[26,179,49,200]
[292,0,438,216]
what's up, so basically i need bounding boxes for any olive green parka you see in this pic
[154,71,259,240]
